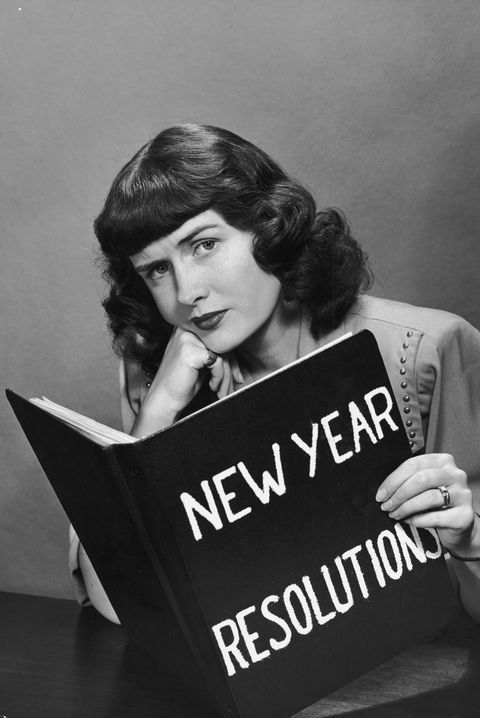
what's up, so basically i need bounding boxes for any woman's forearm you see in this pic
[78,544,120,624]
[130,398,179,439]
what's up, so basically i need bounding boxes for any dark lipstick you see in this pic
[192,310,227,331]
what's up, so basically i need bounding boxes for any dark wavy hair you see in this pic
[95,124,372,375]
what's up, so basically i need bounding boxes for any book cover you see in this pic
[6,330,455,718]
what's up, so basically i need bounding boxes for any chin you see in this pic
[205,340,238,355]
[203,333,244,355]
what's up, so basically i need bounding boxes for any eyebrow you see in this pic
[133,224,220,274]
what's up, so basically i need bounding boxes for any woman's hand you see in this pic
[376,453,480,557]
[208,350,244,399]
[131,328,243,438]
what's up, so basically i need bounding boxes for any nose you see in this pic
[175,263,208,306]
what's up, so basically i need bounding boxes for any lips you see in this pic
[191,310,227,331]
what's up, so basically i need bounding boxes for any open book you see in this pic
[7,330,454,718]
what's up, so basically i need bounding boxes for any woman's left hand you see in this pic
[376,453,479,557]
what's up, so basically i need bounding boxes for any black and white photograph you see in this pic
[1,2,480,716]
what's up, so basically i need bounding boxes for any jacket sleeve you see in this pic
[421,316,480,621]
[423,315,480,505]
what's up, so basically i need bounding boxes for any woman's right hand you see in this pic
[131,328,243,438]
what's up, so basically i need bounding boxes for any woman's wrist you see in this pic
[445,512,480,561]
[130,392,180,438]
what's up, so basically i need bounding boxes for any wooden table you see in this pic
[1,591,479,717]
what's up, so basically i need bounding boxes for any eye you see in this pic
[194,239,218,254]
[147,261,170,279]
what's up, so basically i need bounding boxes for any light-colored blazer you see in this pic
[70,296,480,622]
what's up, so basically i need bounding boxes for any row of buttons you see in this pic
[400,331,416,448]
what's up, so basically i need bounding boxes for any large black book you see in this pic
[7,331,454,718]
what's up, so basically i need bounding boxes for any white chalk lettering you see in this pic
[237,443,286,504]
[394,523,426,570]
[349,401,378,453]
[364,386,399,439]
[301,576,336,625]
[321,411,354,464]
[261,595,292,650]
[211,525,444,677]
[291,423,319,478]
[180,385,405,539]
[422,527,443,559]
[211,618,249,677]
[180,481,223,542]
[236,606,271,664]
[212,467,252,524]
[377,529,403,580]
[342,544,369,599]
[321,557,354,613]
[283,584,314,635]
[365,538,386,587]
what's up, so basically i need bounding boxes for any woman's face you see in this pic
[130,209,283,354]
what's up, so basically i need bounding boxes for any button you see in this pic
[401,381,408,388]
[146,381,152,388]
[409,441,414,447]
[407,331,413,337]
[406,419,413,427]
[403,395,410,402]
[400,356,407,363]
[409,431,416,438]
[400,368,406,375]
[404,406,411,413]
[403,342,409,349]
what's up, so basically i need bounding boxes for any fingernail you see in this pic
[376,489,387,502]
[381,500,393,511]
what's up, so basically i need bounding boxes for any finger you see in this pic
[386,485,458,521]
[209,358,225,393]
[204,348,218,369]
[379,467,454,512]
[376,454,454,502]
[217,361,235,399]
[405,506,473,532]
[228,354,245,385]
[389,484,472,521]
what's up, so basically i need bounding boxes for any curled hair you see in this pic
[95,124,372,374]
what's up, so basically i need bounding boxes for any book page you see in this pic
[29,397,136,446]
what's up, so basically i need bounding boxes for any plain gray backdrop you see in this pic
[1,0,480,598]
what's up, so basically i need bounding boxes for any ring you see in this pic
[437,484,450,510]
[205,349,218,368]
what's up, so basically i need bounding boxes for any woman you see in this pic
[71,124,480,624]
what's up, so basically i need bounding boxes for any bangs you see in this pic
[94,124,284,258]
[95,164,214,257]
